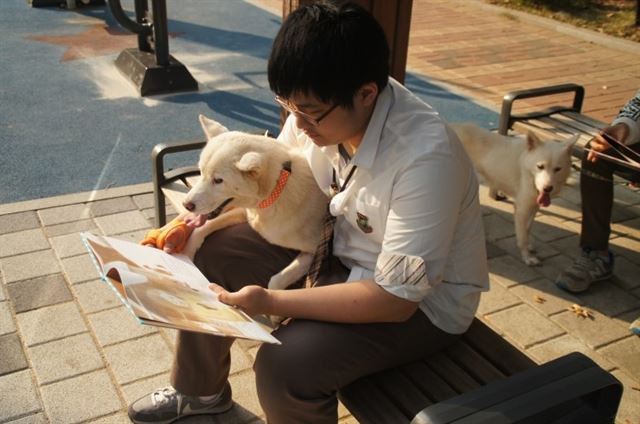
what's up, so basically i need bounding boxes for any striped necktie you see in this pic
[305,164,357,287]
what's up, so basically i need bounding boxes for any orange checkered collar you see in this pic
[257,161,292,209]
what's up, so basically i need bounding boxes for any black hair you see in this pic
[268,1,390,107]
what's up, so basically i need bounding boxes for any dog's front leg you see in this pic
[268,252,314,290]
[183,208,248,260]
[514,199,540,266]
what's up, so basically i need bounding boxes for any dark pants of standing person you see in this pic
[169,223,459,424]
[580,143,640,251]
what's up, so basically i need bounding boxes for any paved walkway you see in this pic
[1,1,639,423]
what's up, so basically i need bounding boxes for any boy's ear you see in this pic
[199,114,229,140]
[357,82,379,108]
[235,152,264,179]
[526,131,543,151]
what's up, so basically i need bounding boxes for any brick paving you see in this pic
[1,1,639,423]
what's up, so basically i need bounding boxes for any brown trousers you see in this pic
[170,223,458,424]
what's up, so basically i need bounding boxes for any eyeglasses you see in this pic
[275,96,338,127]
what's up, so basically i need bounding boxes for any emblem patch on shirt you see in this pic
[356,212,373,233]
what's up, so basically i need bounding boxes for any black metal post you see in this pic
[134,0,152,52]
[108,0,198,96]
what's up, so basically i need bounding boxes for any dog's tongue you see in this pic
[186,214,208,228]
[537,191,551,207]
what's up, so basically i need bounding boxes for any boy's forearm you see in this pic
[267,280,419,323]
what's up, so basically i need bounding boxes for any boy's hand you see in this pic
[588,122,630,163]
[209,283,272,316]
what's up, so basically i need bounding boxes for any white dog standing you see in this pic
[451,123,577,266]
[181,115,328,290]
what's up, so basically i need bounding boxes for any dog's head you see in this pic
[182,115,286,222]
[522,132,577,207]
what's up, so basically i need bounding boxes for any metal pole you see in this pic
[134,0,152,52]
[107,0,151,37]
[150,0,170,66]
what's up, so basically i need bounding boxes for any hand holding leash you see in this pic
[588,122,630,163]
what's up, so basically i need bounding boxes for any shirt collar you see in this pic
[351,78,393,169]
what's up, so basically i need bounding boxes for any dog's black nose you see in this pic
[544,186,553,193]
[183,201,195,212]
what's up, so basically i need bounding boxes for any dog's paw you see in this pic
[522,254,541,266]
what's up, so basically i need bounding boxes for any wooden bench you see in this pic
[150,129,622,424]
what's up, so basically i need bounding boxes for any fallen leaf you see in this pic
[534,295,546,304]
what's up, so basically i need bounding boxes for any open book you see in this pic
[81,232,280,344]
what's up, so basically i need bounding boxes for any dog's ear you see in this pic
[199,115,229,140]
[526,131,543,151]
[235,152,264,179]
[563,134,579,152]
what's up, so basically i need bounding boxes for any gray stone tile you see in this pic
[133,193,155,210]
[5,412,48,423]
[88,306,156,346]
[488,255,540,288]
[613,255,640,290]
[228,370,264,421]
[572,280,640,317]
[530,253,574,282]
[120,373,170,406]
[509,278,581,316]
[485,304,565,349]
[86,412,132,424]
[7,274,72,313]
[114,229,150,245]
[29,333,104,385]
[610,235,640,265]
[0,300,16,335]
[94,210,151,236]
[550,310,630,350]
[89,197,137,217]
[0,370,41,421]
[529,214,581,243]
[477,283,521,316]
[0,283,5,301]
[543,197,581,221]
[493,235,559,262]
[613,184,640,206]
[0,228,49,258]
[40,369,122,423]
[38,203,91,226]
[0,249,61,284]
[230,342,253,375]
[598,336,640,380]
[73,279,122,313]
[0,211,40,235]
[610,370,640,424]
[482,213,514,242]
[547,234,581,260]
[485,241,506,259]
[44,219,98,238]
[16,302,87,346]
[0,333,28,376]
[527,334,614,372]
[61,254,100,284]
[49,232,87,259]
[103,334,173,385]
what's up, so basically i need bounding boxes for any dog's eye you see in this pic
[536,164,545,170]
[213,177,223,184]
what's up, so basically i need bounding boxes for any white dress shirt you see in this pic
[277,78,489,334]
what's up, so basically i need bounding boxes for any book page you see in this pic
[81,232,280,344]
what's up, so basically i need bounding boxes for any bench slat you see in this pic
[375,370,433,420]
[400,360,457,402]
[552,112,602,136]
[563,110,606,129]
[445,340,506,385]
[426,353,482,393]
[339,376,413,424]
[462,320,536,376]
[537,117,593,147]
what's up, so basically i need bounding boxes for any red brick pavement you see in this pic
[407,0,640,123]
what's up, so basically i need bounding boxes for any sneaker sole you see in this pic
[129,400,234,424]
[556,272,613,294]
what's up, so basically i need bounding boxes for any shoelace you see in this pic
[152,387,178,407]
